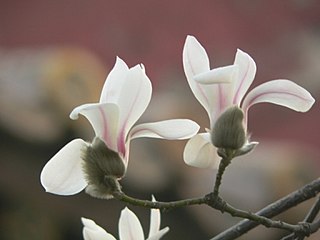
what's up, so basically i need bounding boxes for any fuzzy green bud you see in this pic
[211,106,246,150]
[82,137,126,199]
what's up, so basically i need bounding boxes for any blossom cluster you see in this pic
[40,35,315,239]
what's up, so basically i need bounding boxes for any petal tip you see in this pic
[81,217,89,224]
[186,35,195,40]
[113,56,128,70]
[69,110,79,120]
[236,48,245,54]
[185,35,198,45]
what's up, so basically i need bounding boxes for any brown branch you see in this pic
[113,179,320,236]
[281,196,320,240]
[209,178,320,240]
[112,190,208,211]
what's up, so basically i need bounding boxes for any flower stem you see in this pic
[112,191,207,211]
[213,155,232,197]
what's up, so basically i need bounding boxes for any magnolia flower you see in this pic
[183,35,315,168]
[82,202,169,240]
[40,57,200,197]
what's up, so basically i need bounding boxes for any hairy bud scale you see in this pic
[82,137,125,199]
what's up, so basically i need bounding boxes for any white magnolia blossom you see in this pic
[82,201,169,240]
[183,35,315,169]
[40,57,200,196]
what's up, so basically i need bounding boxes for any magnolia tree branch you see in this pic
[303,196,320,224]
[281,196,320,240]
[112,191,207,211]
[206,196,312,234]
[210,178,320,240]
[111,148,320,239]
[112,178,320,237]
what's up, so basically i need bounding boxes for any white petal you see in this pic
[183,36,211,112]
[148,196,160,237]
[82,217,116,240]
[40,139,87,195]
[100,57,130,103]
[183,35,210,75]
[70,103,120,152]
[232,49,257,105]
[116,65,152,140]
[183,36,233,126]
[194,65,237,84]
[183,133,220,169]
[146,227,170,240]
[119,207,144,240]
[242,79,315,114]
[130,119,200,140]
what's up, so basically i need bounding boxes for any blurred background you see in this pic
[0,0,320,239]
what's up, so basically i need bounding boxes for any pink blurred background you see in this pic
[1,1,319,239]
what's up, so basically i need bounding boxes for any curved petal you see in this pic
[183,36,233,126]
[232,49,257,105]
[242,79,315,115]
[40,139,88,195]
[116,65,152,151]
[70,103,120,152]
[130,119,200,140]
[100,57,130,103]
[119,207,144,240]
[148,196,160,237]
[146,227,170,240]
[183,35,210,79]
[183,133,219,169]
[82,217,116,240]
[194,65,237,84]
[183,36,214,116]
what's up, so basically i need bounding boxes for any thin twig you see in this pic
[282,218,320,240]
[281,196,320,240]
[205,195,312,235]
[113,179,320,235]
[303,197,320,223]
[112,191,208,211]
[210,178,320,240]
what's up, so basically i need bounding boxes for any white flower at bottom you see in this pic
[82,200,169,240]
[82,217,116,240]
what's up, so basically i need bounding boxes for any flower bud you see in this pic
[211,106,246,150]
[82,137,126,199]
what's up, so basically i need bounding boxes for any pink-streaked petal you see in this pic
[116,65,152,145]
[130,119,200,140]
[194,65,238,84]
[40,139,88,195]
[183,35,210,77]
[82,217,116,240]
[148,196,160,237]
[146,227,170,240]
[183,36,233,126]
[183,133,220,169]
[194,65,239,119]
[232,49,257,105]
[70,103,120,152]
[119,207,144,240]
[183,36,211,112]
[242,79,315,115]
[120,138,131,168]
[100,57,129,103]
